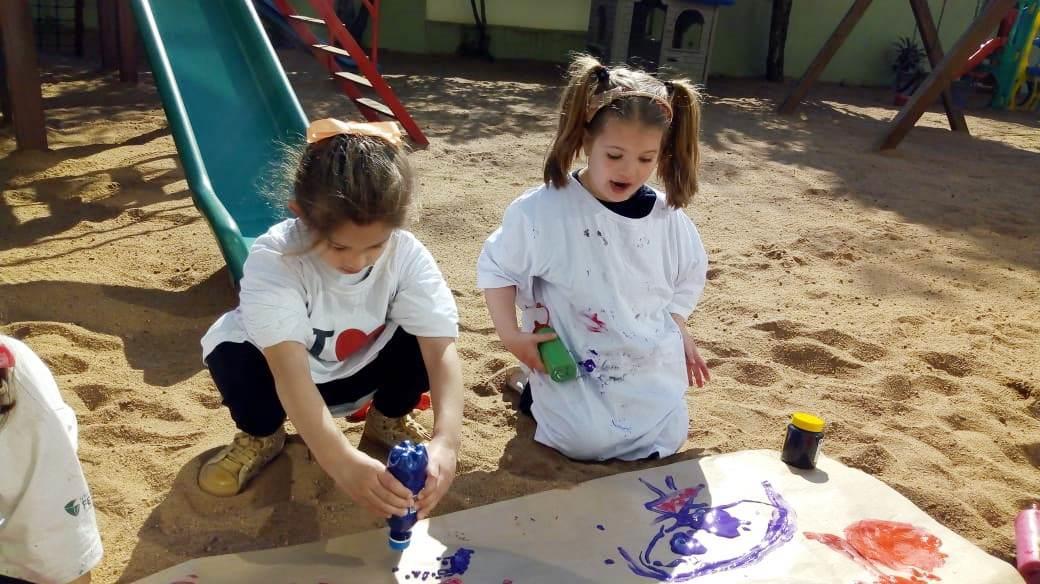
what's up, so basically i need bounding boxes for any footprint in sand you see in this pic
[807,329,886,362]
[914,374,962,396]
[752,320,886,362]
[72,383,126,411]
[42,353,90,375]
[697,339,748,358]
[940,413,989,433]
[840,443,896,475]
[711,359,780,387]
[877,374,917,401]
[771,342,862,377]
[10,321,122,351]
[917,351,975,377]
[111,399,187,422]
[751,319,803,340]
[192,389,224,410]
[1005,378,1035,399]
[1022,443,1040,468]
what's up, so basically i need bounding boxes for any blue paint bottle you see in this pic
[386,440,428,550]
[780,412,825,469]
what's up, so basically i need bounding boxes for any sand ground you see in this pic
[1,50,1038,583]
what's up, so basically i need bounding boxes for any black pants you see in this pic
[206,327,429,437]
[519,382,534,418]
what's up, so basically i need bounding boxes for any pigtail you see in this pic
[659,78,701,208]
[543,55,610,189]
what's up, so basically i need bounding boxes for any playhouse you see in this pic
[586,0,733,82]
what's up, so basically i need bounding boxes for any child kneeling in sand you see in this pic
[0,335,103,583]
[199,120,463,521]
[478,56,710,462]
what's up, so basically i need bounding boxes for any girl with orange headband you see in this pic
[199,120,462,522]
[478,55,710,461]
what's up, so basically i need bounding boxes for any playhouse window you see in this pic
[673,9,705,51]
[634,0,667,42]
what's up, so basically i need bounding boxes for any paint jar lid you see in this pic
[791,412,825,433]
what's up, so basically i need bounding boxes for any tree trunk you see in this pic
[767,0,793,82]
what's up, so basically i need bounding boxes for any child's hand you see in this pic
[673,317,710,388]
[416,437,458,519]
[501,329,557,373]
[332,449,414,518]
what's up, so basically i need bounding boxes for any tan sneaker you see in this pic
[198,427,286,496]
[362,408,431,448]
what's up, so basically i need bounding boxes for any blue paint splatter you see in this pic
[597,524,606,531]
[670,531,707,556]
[580,359,597,373]
[434,548,475,579]
[617,478,797,581]
[605,558,616,565]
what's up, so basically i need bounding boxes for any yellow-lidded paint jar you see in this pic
[781,412,825,469]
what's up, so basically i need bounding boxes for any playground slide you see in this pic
[131,0,309,283]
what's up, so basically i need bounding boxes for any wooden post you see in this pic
[907,0,968,133]
[117,0,137,83]
[778,0,873,114]
[878,0,1016,150]
[0,0,48,150]
[767,0,793,82]
[99,0,119,70]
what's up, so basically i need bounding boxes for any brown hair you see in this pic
[286,133,415,240]
[544,54,702,208]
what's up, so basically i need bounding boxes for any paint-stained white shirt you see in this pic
[477,178,708,461]
[202,219,459,384]
[0,336,103,584]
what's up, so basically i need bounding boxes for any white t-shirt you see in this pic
[202,219,459,384]
[0,336,103,584]
[477,179,708,461]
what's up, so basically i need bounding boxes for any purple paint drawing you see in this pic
[616,477,796,581]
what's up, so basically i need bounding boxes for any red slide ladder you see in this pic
[272,0,428,146]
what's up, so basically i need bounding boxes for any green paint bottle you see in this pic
[535,326,578,383]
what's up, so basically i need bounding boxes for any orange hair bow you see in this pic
[306,118,404,146]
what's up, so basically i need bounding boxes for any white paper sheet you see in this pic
[136,449,1022,584]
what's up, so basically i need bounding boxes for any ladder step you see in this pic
[334,71,373,88]
[289,14,325,25]
[312,43,350,58]
[355,97,396,119]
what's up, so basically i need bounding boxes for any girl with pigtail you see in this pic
[478,55,711,461]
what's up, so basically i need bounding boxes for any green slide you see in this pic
[131,0,309,284]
